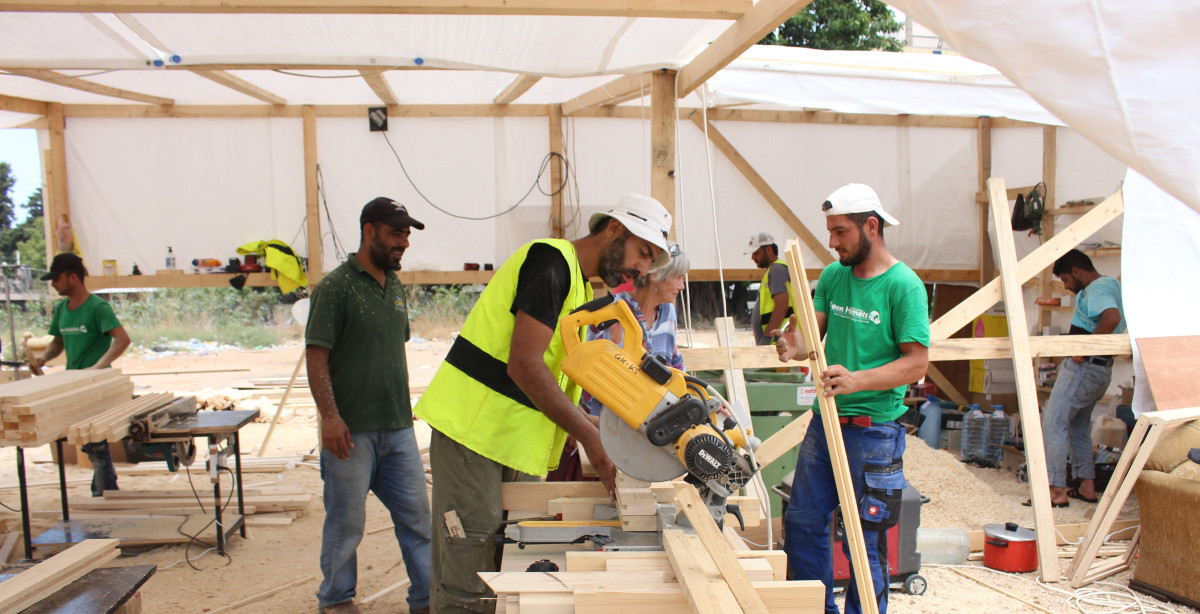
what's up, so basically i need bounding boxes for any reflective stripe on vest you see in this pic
[414,239,592,476]
[758,258,795,332]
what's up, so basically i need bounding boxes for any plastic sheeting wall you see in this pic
[60,115,1125,276]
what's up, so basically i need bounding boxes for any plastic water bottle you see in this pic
[917,395,942,449]
[985,408,1007,462]
[165,246,176,270]
[917,527,970,564]
[961,405,987,460]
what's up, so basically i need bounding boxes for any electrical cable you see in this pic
[926,563,1178,614]
[0,499,19,513]
[380,131,572,221]
[315,164,348,262]
[172,463,236,571]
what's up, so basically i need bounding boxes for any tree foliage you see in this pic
[761,0,903,52]
[0,164,45,266]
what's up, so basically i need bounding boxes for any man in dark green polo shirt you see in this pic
[306,197,431,614]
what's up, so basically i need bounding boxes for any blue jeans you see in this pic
[81,441,118,497]
[1042,359,1112,487]
[318,428,432,610]
[784,416,906,614]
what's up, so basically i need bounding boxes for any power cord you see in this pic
[168,464,236,571]
[380,131,573,221]
[926,563,1178,614]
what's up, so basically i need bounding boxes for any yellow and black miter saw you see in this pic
[560,295,761,526]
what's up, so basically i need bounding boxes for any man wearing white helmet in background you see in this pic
[773,183,930,614]
[416,194,671,613]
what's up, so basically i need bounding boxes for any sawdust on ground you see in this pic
[0,332,1191,614]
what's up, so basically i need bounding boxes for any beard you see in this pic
[368,235,404,271]
[839,234,872,267]
[598,231,638,287]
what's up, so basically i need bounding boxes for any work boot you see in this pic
[321,602,361,614]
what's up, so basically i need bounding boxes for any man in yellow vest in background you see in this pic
[747,232,795,345]
[416,194,671,613]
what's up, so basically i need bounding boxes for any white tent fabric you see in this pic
[701,46,1061,124]
[890,0,1200,213]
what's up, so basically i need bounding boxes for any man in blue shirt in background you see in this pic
[1041,248,1125,507]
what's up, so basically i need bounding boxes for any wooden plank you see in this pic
[479,571,666,593]
[783,241,878,612]
[923,364,969,406]
[6,69,173,105]
[691,114,832,264]
[0,92,48,115]
[573,579,823,613]
[652,70,677,240]
[361,578,411,604]
[5,0,754,18]
[1134,336,1200,410]
[1037,126,1058,332]
[928,334,1132,362]
[0,539,119,613]
[45,101,72,256]
[494,74,541,105]
[676,0,813,96]
[501,481,609,512]
[207,576,316,613]
[615,472,656,516]
[302,105,322,285]
[359,69,399,105]
[930,190,1123,341]
[674,485,769,613]
[547,497,609,521]
[192,69,286,105]
[714,316,751,407]
[986,177,1059,581]
[753,410,811,467]
[661,529,742,614]
[0,532,20,565]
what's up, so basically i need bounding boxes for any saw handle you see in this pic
[560,294,645,356]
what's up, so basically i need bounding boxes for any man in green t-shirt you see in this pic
[305,197,431,614]
[33,253,131,497]
[774,184,929,614]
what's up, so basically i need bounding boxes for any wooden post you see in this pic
[977,117,994,286]
[302,105,322,284]
[782,241,878,613]
[985,177,1059,581]
[46,102,71,255]
[257,350,305,456]
[651,70,677,239]
[548,103,565,238]
[1037,127,1058,332]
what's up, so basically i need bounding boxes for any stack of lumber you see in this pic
[116,454,305,475]
[66,392,175,445]
[177,385,309,421]
[0,539,119,612]
[0,370,134,447]
[62,484,311,523]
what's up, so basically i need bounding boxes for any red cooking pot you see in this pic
[983,522,1038,573]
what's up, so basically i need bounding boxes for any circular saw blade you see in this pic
[599,407,686,482]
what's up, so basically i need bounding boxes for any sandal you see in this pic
[1023,498,1068,508]
[1066,488,1099,503]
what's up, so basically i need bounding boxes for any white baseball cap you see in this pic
[822,183,899,227]
[588,194,672,267]
[745,232,776,254]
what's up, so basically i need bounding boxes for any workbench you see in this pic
[13,409,259,559]
[0,564,156,614]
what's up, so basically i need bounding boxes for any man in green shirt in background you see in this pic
[306,197,431,614]
[774,184,929,614]
[33,253,132,497]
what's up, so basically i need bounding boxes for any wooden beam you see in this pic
[3,0,753,18]
[662,529,744,613]
[691,113,833,265]
[573,580,825,613]
[1037,126,1058,332]
[929,190,1124,341]
[46,102,72,255]
[676,0,813,97]
[192,69,286,105]
[753,410,812,466]
[924,364,969,406]
[549,103,565,237]
[6,69,174,105]
[652,70,677,239]
[977,117,993,286]
[929,334,1131,362]
[501,481,609,512]
[0,539,120,612]
[782,240,878,612]
[494,74,541,104]
[673,484,769,613]
[986,177,1059,582]
[358,69,399,106]
[0,93,48,115]
[561,73,647,116]
[302,105,322,285]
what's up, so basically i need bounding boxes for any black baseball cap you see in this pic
[41,253,87,281]
[360,197,425,230]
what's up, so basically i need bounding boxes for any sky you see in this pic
[0,129,42,223]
